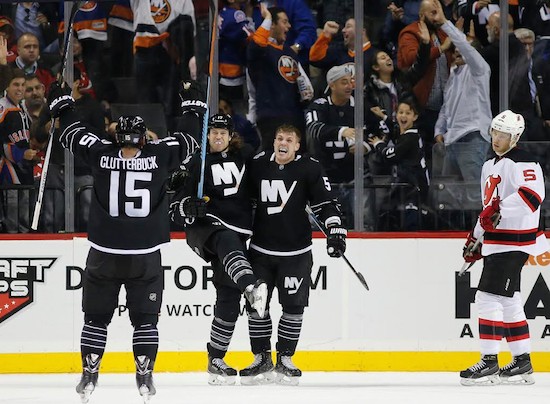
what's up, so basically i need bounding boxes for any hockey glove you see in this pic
[463,233,482,263]
[326,224,347,258]
[479,196,501,231]
[47,82,74,118]
[179,196,207,218]
[179,80,207,115]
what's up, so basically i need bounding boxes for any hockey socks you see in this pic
[208,317,236,357]
[133,323,159,363]
[80,322,107,362]
[222,251,255,291]
[276,312,304,356]
[248,312,272,353]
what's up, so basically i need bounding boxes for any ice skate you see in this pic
[239,351,275,385]
[135,356,156,403]
[499,353,535,385]
[208,356,237,385]
[76,354,100,403]
[244,280,268,318]
[274,352,302,386]
[460,354,500,386]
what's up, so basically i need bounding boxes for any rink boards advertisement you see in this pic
[0,234,549,373]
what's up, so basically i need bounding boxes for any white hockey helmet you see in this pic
[490,110,525,154]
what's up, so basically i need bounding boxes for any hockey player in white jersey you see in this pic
[460,110,549,386]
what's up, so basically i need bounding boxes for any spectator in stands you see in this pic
[219,97,261,151]
[432,8,491,206]
[366,20,431,142]
[380,0,422,59]
[532,33,550,139]
[11,2,58,53]
[518,0,550,38]
[481,11,543,140]
[22,73,46,124]
[247,4,311,151]
[368,99,430,230]
[305,64,375,230]
[0,16,16,66]
[309,18,376,86]
[316,0,353,43]
[455,0,519,46]
[131,0,196,128]
[219,0,255,112]
[11,32,55,93]
[0,68,37,233]
[397,0,453,170]
[252,0,317,67]
[107,0,134,78]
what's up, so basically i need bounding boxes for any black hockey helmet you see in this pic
[208,114,233,135]
[115,115,147,148]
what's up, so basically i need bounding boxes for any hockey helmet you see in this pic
[208,114,233,135]
[115,115,147,148]
[490,110,525,154]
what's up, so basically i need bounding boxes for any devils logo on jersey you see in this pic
[278,55,299,83]
[483,174,501,206]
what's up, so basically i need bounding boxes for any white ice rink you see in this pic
[1,372,549,404]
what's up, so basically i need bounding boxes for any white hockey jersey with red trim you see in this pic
[474,147,548,256]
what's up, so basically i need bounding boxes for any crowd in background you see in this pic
[1,0,550,233]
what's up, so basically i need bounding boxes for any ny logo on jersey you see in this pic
[483,174,501,206]
[284,276,303,295]
[211,162,245,196]
[261,180,297,214]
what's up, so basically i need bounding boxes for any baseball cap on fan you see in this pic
[324,64,353,94]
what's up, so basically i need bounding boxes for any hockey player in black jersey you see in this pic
[239,125,346,386]
[169,113,268,386]
[459,110,548,386]
[368,99,430,230]
[47,83,198,403]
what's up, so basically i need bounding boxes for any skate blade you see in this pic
[460,374,500,386]
[500,373,535,385]
[240,371,276,386]
[138,385,154,403]
[78,383,95,403]
[208,374,236,386]
[275,372,300,386]
[253,283,268,318]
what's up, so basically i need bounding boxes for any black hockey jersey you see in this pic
[249,152,341,256]
[58,110,197,254]
[305,96,355,183]
[176,143,255,235]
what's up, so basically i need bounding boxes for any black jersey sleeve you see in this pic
[306,157,343,227]
[374,132,419,163]
[305,98,343,144]
[58,109,104,163]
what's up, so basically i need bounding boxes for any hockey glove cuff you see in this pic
[463,233,482,263]
[327,224,347,258]
[179,196,207,218]
[479,196,501,231]
[48,82,74,118]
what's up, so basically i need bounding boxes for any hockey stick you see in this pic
[197,0,218,198]
[305,206,370,291]
[31,1,82,230]
[458,212,501,277]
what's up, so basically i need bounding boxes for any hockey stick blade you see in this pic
[305,206,369,291]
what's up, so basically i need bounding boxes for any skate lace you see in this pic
[500,357,518,371]
[280,356,297,370]
[212,358,231,370]
[468,359,487,372]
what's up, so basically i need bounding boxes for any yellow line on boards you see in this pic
[1,352,549,374]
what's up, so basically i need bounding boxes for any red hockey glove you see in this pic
[463,233,482,263]
[479,196,501,231]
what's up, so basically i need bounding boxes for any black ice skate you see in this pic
[208,356,237,385]
[76,353,101,403]
[499,353,535,385]
[244,279,268,318]
[274,352,302,386]
[135,355,156,403]
[239,351,275,385]
[459,354,500,386]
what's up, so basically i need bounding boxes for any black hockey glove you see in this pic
[326,224,347,258]
[179,80,207,116]
[47,82,74,118]
[179,196,207,218]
